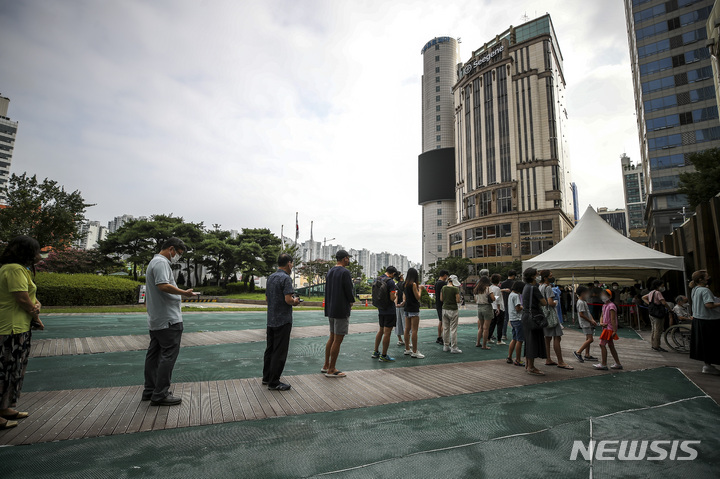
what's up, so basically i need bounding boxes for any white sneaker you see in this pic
[451,348,462,354]
[610,364,623,370]
[404,349,412,355]
[411,351,425,359]
[702,365,720,375]
[497,341,506,345]
[443,346,450,352]
[488,339,496,344]
[397,341,405,346]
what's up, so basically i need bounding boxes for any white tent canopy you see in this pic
[522,206,685,283]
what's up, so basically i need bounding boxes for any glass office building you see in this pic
[625,0,720,245]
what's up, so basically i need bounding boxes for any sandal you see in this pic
[506,358,513,364]
[527,369,545,376]
[545,361,558,366]
[1,411,28,420]
[514,360,525,367]
[0,418,18,429]
[324,371,347,378]
[320,369,328,374]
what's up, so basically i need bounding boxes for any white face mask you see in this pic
[601,295,610,303]
[659,286,666,292]
[170,250,182,264]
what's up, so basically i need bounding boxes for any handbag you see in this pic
[524,310,548,330]
[543,305,559,328]
[648,291,667,319]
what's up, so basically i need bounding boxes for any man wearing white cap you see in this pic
[440,275,463,353]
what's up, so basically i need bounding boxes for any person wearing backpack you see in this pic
[371,266,399,362]
[642,279,670,352]
[403,267,426,358]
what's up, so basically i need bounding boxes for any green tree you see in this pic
[678,148,720,209]
[36,248,123,274]
[426,256,473,284]
[236,228,282,291]
[297,259,334,287]
[98,219,154,280]
[0,173,91,248]
[196,230,238,287]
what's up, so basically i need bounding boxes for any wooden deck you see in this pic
[30,317,478,358]
[3,329,705,447]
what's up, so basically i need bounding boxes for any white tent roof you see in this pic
[522,206,685,282]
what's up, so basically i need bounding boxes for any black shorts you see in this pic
[378,314,397,328]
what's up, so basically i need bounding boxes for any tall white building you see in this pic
[107,214,135,233]
[75,221,108,250]
[419,36,459,274]
[0,95,18,205]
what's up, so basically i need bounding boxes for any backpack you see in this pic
[372,276,392,309]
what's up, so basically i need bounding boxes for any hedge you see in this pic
[35,273,143,306]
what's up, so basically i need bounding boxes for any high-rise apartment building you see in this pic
[75,221,108,250]
[0,95,18,205]
[624,0,720,246]
[418,36,459,274]
[620,153,649,241]
[597,207,629,236]
[446,15,575,276]
[107,214,135,233]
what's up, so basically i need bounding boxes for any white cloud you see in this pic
[0,0,641,262]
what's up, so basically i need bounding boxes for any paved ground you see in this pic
[1,310,719,478]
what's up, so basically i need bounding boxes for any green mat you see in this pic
[3,368,718,479]
[35,309,476,339]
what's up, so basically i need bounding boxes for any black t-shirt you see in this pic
[396,281,405,304]
[521,283,544,319]
[435,279,447,310]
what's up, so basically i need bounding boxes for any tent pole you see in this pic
[572,273,576,324]
[683,268,689,298]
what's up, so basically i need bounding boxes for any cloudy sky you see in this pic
[0,0,639,262]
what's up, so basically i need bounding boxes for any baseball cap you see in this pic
[449,275,461,287]
[336,250,352,260]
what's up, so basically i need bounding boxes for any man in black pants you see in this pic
[435,270,449,344]
[263,253,300,391]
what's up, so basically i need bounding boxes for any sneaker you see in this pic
[502,336,508,341]
[397,341,405,346]
[584,355,598,361]
[610,364,623,370]
[411,351,425,359]
[443,345,451,352]
[497,340,506,345]
[268,382,292,391]
[371,351,380,359]
[506,357,513,364]
[488,339,496,344]
[404,349,412,355]
[702,365,720,375]
[451,348,462,354]
[573,351,585,363]
[379,354,395,362]
[435,337,444,344]
[593,364,609,371]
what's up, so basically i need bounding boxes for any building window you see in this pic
[436,115,441,121]
[436,95,440,102]
[436,145,441,149]
[435,44,439,50]
[436,76,440,83]
[436,135,441,141]
[435,55,439,61]
[466,195,476,219]
[437,244,443,252]
[479,191,492,217]
[437,208,442,215]
[497,187,512,213]
[436,86,440,92]
[436,125,441,131]
[437,233,442,240]
[450,232,462,244]
[435,67,440,73]
[437,219,443,226]
[436,105,441,112]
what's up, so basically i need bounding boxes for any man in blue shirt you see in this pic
[263,253,300,391]
[372,266,399,362]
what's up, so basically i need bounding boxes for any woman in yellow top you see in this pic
[0,235,43,430]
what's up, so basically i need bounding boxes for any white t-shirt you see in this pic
[577,299,592,328]
[490,284,504,311]
[508,292,522,322]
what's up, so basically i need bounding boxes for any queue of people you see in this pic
[2,232,719,433]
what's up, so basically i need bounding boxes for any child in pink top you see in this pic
[595,289,622,371]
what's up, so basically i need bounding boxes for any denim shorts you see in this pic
[510,320,524,342]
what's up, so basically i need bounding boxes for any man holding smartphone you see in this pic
[263,253,300,391]
[143,237,197,406]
